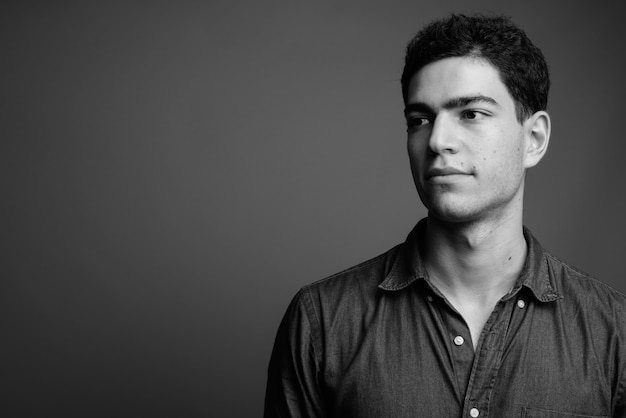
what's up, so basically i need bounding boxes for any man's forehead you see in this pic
[406,56,510,106]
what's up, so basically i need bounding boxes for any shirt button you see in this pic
[453,335,464,346]
[427,295,434,302]
[517,299,526,309]
[470,407,480,417]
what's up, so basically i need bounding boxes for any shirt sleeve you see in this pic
[616,370,625,418]
[264,288,326,418]
[613,298,626,418]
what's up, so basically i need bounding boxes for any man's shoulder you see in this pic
[300,243,403,303]
[545,251,626,311]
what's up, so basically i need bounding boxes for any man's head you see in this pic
[402,15,552,223]
[401,14,550,123]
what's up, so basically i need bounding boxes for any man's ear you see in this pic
[523,110,551,169]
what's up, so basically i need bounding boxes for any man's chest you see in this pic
[320,292,613,418]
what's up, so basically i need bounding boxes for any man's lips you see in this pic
[425,167,471,179]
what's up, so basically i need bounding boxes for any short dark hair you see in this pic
[401,14,550,122]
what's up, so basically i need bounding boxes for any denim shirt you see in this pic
[265,220,626,418]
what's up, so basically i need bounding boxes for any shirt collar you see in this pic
[378,218,562,303]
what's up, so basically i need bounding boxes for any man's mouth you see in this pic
[425,167,470,180]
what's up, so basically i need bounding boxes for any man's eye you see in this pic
[461,110,485,120]
[407,117,431,128]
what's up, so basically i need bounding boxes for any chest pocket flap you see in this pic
[522,407,609,418]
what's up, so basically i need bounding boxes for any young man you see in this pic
[265,14,626,418]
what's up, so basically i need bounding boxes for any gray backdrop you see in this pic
[2,0,625,416]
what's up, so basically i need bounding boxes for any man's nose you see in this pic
[428,116,459,155]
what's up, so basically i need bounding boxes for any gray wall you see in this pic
[2,1,624,416]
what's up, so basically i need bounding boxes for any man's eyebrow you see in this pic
[404,95,499,116]
[442,95,499,109]
[404,102,434,116]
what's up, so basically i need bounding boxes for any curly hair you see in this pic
[401,14,550,122]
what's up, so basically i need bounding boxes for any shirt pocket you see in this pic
[521,406,609,418]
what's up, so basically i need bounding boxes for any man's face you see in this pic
[405,56,532,223]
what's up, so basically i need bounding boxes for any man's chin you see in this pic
[426,205,479,224]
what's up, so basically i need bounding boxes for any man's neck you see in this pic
[422,213,527,303]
